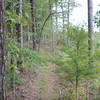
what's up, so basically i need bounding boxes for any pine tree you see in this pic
[87,0,94,56]
[16,0,23,67]
[0,0,6,99]
[30,0,36,50]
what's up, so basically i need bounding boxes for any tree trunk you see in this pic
[75,44,79,100]
[55,0,58,30]
[30,0,36,50]
[87,0,94,55]
[49,0,54,51]
[16,0,23,67]
[55,0,59,42]
[75,76,78,100]
[67,0,70,25]
[61,0,65,33]
[27,26,30,48]
[0,0,6,99]
[16,0,23,48]
[67,0,71,47]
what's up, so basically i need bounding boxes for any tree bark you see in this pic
[67,0,70,25]
[49,0,54,51]
[67,0,71,47]
[55,0,59,41]
[16,0,23,67]
[87,0,94,55]
[30,0,36,50]
[61,0,65,33]
[55,0,58,31]
[75,75,78,100]
[16,0,23,48]
[0,0,6,99]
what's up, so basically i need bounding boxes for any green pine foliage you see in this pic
[53,25,97,80]
[3,0,100,99]
[51,25,100,99]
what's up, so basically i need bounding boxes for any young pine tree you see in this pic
[53,25,97,100]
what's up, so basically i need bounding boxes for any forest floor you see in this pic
[7,42,64,100]
[14,63,61,100]
[7,41,100,100]
[43,63,59,100]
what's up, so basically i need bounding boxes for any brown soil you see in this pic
[7,63,60,100]
[43,64,59,100]
[7,43,62,100]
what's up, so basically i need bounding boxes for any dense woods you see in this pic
[0,0,100,100]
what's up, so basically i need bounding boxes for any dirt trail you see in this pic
[43,63,59,100]
[17,63,59,100]
[7,42,61,100]
[16,63,59,100]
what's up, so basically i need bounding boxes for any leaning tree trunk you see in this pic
[87,0,94,56]
[30,0,36,50]
[0,0,6,99]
